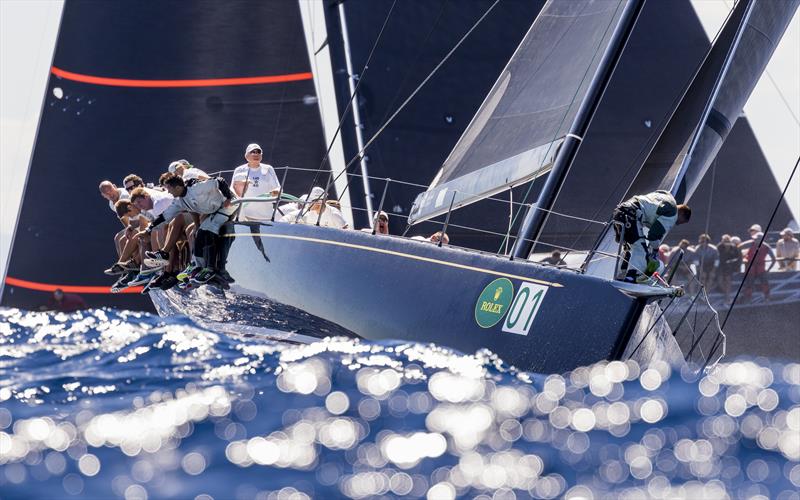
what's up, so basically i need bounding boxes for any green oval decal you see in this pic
[474,278,514,328]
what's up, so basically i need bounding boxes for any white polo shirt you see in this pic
[232,163,281,220]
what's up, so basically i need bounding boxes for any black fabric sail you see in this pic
[587,0,799,278]
[635,0,799,203]
[408,0,628,224]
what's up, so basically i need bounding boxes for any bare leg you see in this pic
[186,223,196,255]
[114,228,126,257]
[119,236,140,263]
[162,216,186,253]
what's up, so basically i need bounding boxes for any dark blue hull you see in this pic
[157,221,647,373]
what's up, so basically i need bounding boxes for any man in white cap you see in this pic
[168,159,209,181]
[776,228,799,271]
[280,186,347,229]
[232,143,281,221]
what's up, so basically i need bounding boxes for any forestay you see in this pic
[408,0,628,224]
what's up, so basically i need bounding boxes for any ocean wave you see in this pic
[0,307,798,499]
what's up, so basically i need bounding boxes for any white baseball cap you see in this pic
[749,224,762,232]
[245,143,262,155]
[168,159,191,173]
[308,186,326,201]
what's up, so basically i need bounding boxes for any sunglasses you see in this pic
[378,216,388,222]
[249,149,262,154]
[124,183,142,191]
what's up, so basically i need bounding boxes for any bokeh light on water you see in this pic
[0,307,799,499]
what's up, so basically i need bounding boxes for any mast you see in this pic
[669,0,755,202]
[337,1,376,225]
[511,0,645,259]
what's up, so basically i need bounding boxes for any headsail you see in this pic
[586,0,799,278]
[408,0,629,224]
[639,0,799,203]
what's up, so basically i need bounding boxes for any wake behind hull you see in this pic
[154,222,646,373]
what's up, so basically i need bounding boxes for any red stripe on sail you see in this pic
[51,66,313,88]
[4,276,143,294]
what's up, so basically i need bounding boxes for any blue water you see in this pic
[0,308,798,499]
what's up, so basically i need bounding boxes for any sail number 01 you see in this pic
[502,282,549,336]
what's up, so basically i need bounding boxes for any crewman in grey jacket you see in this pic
[613,190,691,283]
[147,174,238,286]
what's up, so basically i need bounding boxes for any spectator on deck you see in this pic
[411,232,449,245]
[282,187,348,229]
[657,244,671,266]
[539,250,567,268]
[747,224,762,244]
[48,288,86,312]
[362,211,390,235]
[739,232,775,302]
[232,143,281,221]
[306,188,348,229]
[430,232,449,245]
[730,236,743,270]
[776,228,799,271]
[716,234,741,304]
[666,239,694,285]
[692,233,719,288]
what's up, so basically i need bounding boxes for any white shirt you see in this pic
[182,167,209,181]
[144,188,174,219]
[109,188,129,212]
[279,205,348,229]
[301,206,348,229]
[232,163,281,220]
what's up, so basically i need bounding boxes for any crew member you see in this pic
[148,175,238,286]
[169,159,209,181]
[613,190,691,283]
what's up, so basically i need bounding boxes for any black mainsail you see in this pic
[408,0,632,224]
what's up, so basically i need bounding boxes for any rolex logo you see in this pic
[494,287,503,301]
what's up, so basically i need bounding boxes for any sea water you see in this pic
[0,307,798,499]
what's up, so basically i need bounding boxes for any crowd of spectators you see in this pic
[656,223,799,303]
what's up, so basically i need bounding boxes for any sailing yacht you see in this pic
[151,0,798,373]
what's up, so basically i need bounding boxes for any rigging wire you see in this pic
[720,155,799,331]
[331,0,503,205]
[304,0,399,196]
[341,0,450,218]
[376,0,449,129]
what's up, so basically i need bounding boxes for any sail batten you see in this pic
[409,0,629,224]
